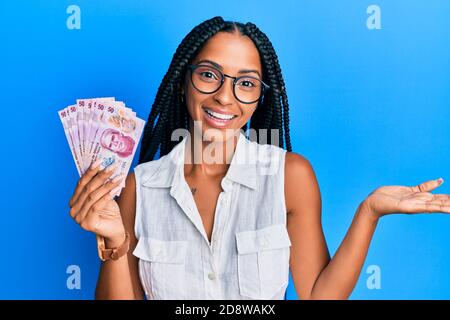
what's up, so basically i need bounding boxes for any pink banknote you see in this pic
[58,97,145,197]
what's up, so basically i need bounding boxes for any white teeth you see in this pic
[205,108,235,120]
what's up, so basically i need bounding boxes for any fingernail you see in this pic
[91,158,102,169]
[438,178,444,184]
[105,163,118,172]
[112,174,125,183]
[110,186,121,196]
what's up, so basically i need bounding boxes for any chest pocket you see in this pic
[133,237,188,300]
[236,224,292,299]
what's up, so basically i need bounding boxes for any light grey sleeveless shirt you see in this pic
[132,132,291,300]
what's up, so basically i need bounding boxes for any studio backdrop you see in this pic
[1,0,449,299]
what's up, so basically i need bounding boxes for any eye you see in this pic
[200,71,217,79]
[237,77,259,90]
[239,80,255,87]
[195,66,220,82]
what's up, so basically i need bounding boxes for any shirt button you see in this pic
[208,273,216,280]
[259,235,269,247]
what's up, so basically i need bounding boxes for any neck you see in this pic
[184,126,240,178]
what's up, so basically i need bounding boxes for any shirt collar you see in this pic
[140,131,257,190]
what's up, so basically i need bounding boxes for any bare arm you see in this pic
[285,152,378,300]
[307,203,378,299]
[95,172,145,300]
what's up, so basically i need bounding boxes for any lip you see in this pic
[202,106,237,116]
[201,106,238,129]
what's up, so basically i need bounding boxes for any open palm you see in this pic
[366,178,450,218]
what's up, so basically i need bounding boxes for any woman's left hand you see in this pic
[364,178,450,220]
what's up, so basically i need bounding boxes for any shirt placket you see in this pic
[203,179,232,299]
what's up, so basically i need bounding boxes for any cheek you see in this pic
[185,86,204,119]
[237,104,257,125]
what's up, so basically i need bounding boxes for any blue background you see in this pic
[1,0,449,299]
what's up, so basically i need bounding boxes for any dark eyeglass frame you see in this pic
[188,64,270,104]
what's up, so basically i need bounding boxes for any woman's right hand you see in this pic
[68,159,127,245]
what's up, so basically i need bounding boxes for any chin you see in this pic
[191,122,240,144]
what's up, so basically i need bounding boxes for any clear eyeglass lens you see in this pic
[192,66,263,103]
[235,77,262,102]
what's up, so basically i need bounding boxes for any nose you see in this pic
[213,76,235,106]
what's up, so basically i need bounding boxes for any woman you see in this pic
[68,16,450,300]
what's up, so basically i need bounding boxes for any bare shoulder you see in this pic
[285,151,316,181]
[284,152,321,214]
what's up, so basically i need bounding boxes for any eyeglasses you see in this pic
[188,64,270,104]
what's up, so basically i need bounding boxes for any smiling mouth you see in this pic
[203,108,238,121]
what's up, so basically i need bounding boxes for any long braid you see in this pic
[138,17,292,164]
[242,22,291,150]
[270,42,292,151]
[139,17,227,162]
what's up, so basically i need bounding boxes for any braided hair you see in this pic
[138,16,292,164]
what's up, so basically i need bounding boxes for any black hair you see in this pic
[138,16,292,164]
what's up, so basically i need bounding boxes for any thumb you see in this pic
[412,178,444,193]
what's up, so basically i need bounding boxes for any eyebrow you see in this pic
[196,59,262,78]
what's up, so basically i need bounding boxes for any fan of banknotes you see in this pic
[58,97,145,198]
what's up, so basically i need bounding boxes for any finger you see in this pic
[412,192,434,200]
[80,191,117,233]
[426,194,450,204]
[70,162,118,219]
[433,194,450,200]
[110,185,123,198]
[410,178,444,193]
[71,163,119,215]
[75,174,125,224]
[413,194,450,204]
[69,158,103,208]
[414,201,450,213]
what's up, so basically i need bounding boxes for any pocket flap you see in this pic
[133,237,188,264]
[236,224,292,255]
